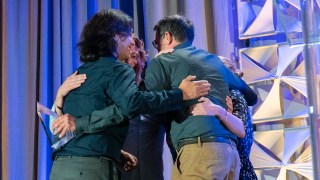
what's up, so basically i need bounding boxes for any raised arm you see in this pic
[223,66,257,106]
[54,71,87,116]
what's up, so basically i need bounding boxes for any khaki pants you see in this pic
[50,156,120,180]
[172,142,240,180]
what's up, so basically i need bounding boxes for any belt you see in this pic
[54,155,112,162]
[176,136,237,152]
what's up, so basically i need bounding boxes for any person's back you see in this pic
[145,14,257,179]
[50,9,136,180]
[56,57,129,159]
[146,42,238,147]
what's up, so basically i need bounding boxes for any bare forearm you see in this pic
[217,108,245,138]
[54,95,64,116]
[54,71,87,116]
[192,97,245,138]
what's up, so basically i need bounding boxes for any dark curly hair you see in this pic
[77,9,133,62]
[153,15,194,43]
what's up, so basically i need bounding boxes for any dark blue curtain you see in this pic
[0,0,136,179]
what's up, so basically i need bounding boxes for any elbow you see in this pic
[247,92,258,106]
[238,131,246,139]
[237,128,246,138]
[234,125,246,138]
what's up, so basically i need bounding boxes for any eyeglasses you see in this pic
[152,33,165,49]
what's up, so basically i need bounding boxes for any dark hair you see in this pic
[153,15,194,43]
[77,9,133,62]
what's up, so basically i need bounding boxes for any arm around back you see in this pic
[224,66,257,106]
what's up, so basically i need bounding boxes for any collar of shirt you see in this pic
[173,41,192,50]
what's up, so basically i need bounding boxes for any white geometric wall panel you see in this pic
[237,0,303,39]
[250,127,312,179]
[239,44,308,123]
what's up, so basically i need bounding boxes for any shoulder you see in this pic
[148,54,182,73]
[153,51,181,63]
[91,57,135,78]
[112,60,134,77]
